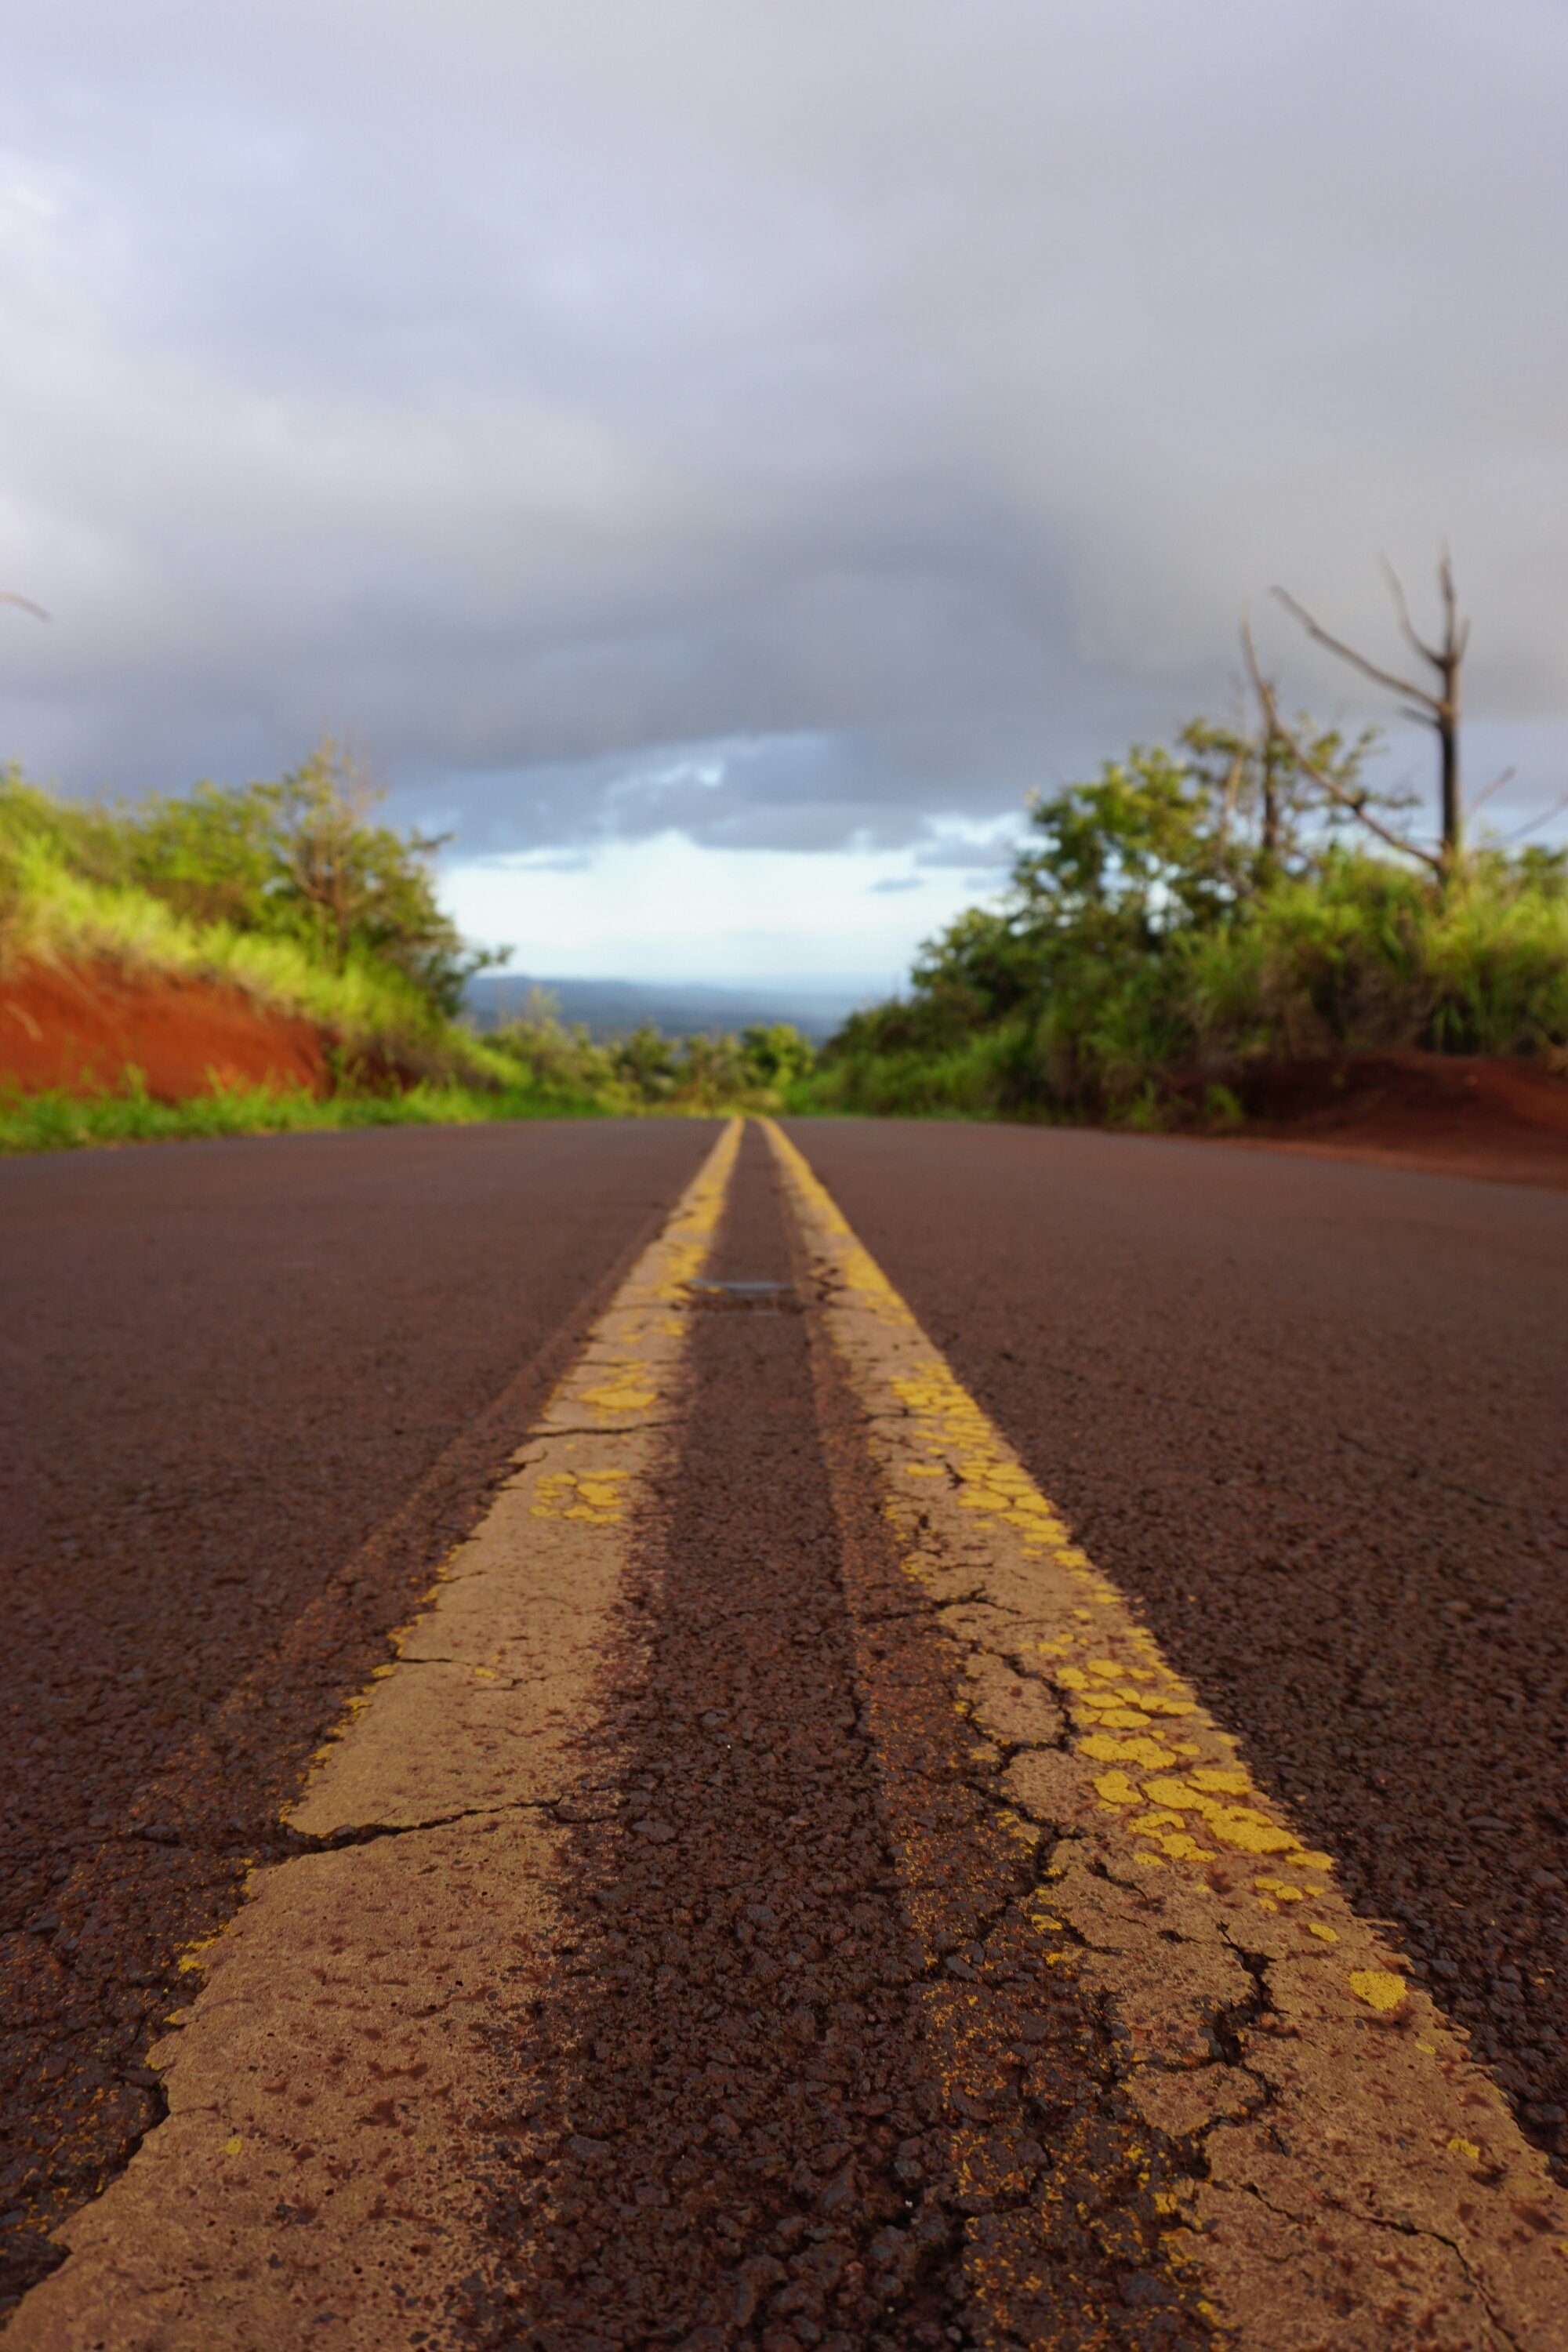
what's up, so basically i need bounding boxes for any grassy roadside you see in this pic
[2,837,458,1059]
[0,1073,619,1155]
[2,760,514,1090]
[1,764,820,1148]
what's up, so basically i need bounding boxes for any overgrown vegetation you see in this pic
[807,715,1568,1126]
[0,740,496,1047]
[0,750,817,1144]
[17,588,1559,1152]
[0,1071,615,1155]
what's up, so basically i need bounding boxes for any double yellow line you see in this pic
[15,1116,1564,2352]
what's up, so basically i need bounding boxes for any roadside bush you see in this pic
[0,741,497,1020]
[2,758,824,1148]
[804,727,1568,1124]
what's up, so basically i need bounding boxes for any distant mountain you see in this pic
[465,974,871,1043]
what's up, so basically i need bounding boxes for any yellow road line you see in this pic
[765,1117,1568,2350]
[10,1120,742,2352]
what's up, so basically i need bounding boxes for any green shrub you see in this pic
[815,728,1568,1123]
[0,742,497,1022]
[0,762,819,1147]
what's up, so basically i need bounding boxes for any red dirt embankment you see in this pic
[0,962,329,1100]
[1229,1049,1568,1188]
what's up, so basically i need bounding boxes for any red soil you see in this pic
[0,962,329,1102]
[1228,1050,1568,1189]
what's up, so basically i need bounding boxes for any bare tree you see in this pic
[1270,549,1468,871]
[1239,616,1444,877]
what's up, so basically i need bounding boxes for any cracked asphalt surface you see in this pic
[0,1120,715,2311]
[467,1131,1203,2348]
[4,1112,1564,2341]
[784,1119,1568,2191]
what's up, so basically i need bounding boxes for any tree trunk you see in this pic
[1271,550,1469,882]
[1438,648,1462,870]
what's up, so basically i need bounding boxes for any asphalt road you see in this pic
[786,1118,1568,2186]
[4,1113,1565,2329]
[0,1119,717,2308]
[466,1129,1207,2347]
[465,1140,964,2345]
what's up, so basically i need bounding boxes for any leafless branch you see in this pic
[1240,614,1443,874]
[1270,586,1438,712]
[1494,793,1568,847]
[1468,768,1516,819]
[1377,556,1442,668]
[0,590,49,622]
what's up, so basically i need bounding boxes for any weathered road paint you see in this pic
[765,1119,1568,2350]
[9,1120,742,2352]
[15,1110,1566,2347]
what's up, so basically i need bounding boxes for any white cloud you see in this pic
[441,828,1005,988]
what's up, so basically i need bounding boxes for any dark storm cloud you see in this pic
[0,0,1563,855]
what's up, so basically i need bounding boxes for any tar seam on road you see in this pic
[5,1120,743,2352]
[9,1113,1567,2351]
[760,1118,1568,2350]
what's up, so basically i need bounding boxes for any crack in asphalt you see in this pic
[763,1114,1568,2346]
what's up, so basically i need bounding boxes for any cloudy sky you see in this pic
[2,2,1564,985]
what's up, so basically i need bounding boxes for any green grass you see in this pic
[2,834,459,1059]
[0,1073,616,1155]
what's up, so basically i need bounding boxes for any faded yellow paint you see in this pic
[1348,1968,1409,2012]
[766,1120,1345,1895]
[576,1375,659,1415]
[560,1116,744,1427]
[1093,1769,1143,1807]
[1080,1733,1182,1769]
[530,1468,630,1527]
[13,1121,753,2352]
[763,1116,1568,2350]
[633,1112,746,1303]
